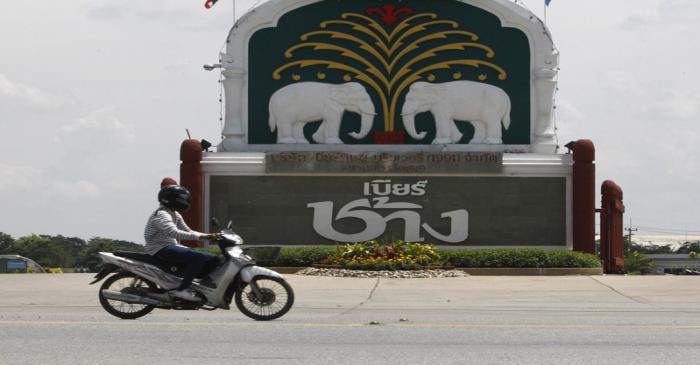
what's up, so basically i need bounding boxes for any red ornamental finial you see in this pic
[366,4,413,27]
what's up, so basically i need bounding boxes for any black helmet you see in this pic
[158,185,191,211]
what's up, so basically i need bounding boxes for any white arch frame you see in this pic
[218,0,559,153]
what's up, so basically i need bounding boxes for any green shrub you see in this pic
[440,248,600,268]
[326,240,444,270]
[274,246,336,267]
[197,245,333,266]
[200,244,601,269]
[624,252,655,274]
[544,250,601,268]
[197,246,224,258]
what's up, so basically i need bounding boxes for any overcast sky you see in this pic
[1,0,699,243]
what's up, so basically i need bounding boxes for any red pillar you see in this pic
[180,139,203,247]
[572,139,596,254]
[600,180,625,273]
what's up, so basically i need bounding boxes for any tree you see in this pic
[627,241,673,255]
[44,235,86,267]
[12,235,68,268]
[624,251,655,275]
[0,232,15,254]
[80,237,144,272]
[675,241,700,254]
[9,234,87,268]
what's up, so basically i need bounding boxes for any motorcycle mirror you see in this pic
[211,218,221,231]
[226,220,233,230]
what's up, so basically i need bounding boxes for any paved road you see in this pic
[1,274,700,364]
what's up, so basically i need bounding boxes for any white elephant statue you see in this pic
[401,81,512,144]
[268,82,376,144]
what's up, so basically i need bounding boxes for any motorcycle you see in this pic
[90,219,294,320]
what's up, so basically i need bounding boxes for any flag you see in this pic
[545,0,552,6]
[204,0,219,9]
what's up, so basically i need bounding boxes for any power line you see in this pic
[635,226,700,235]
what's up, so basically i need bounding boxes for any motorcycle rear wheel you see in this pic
[235,276,294,321]
[99,272,156,320]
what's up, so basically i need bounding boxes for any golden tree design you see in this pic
[272,4,507,133]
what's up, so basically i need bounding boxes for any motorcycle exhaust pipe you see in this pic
[101,290,163,306]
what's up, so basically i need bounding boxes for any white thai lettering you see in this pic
[370,179,392,196]
[308,179,469,243]
[392,184,411,196]
[411,180,427,196]
[383,210,424,242]
[307,200,386,242]
[363,179,429,197]
[372,196,422,209]
[422,210,470,243]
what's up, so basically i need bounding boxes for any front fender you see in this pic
[240,266,284,283]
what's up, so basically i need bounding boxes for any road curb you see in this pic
[271,267,603,276]
[457,268,603,276]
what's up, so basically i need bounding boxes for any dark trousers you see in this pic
[155,245,219,290]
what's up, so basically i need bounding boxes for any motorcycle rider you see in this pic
[144,183,220,301]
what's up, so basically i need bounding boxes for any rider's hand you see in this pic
[202,233,221,241]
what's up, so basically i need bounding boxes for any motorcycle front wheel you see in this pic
[235,276,294,321]
[98,272,156,320]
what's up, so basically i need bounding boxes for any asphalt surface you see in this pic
[1,274,700,364]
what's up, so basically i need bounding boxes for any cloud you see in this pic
[0,162,101,200]
[661,90,700,120]
[88,2,187,22]
[85,0,223,32]
[85,3,130,20]
[50,180,101,201]
[0,163,43,193]
[657,0,700,22]
[47,107,160,198]
[56,107,135,147]
[0,74,70,111]
[595,69,700,125]
[621,0,700,31]
[50,108,137,186]
[84,0,238,36]
[553,98,586,138]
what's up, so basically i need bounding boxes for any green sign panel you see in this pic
[209,175,566,246]
[248,0,531,145]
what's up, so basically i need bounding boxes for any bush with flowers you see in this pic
[323,240,445,270]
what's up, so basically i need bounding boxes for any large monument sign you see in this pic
[218,0,559,152]
[189,0,572,248]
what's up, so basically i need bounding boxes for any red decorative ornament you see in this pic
[373,131,406,144]
[204,0,219,9]
[366,4,413,27]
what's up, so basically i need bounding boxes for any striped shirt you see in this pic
[143,206,204,256]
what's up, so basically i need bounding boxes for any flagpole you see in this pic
[232,0,236,24]
[544,2,547,25]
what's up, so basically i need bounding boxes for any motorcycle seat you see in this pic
[114,251,164,266]
[114,251,185,275]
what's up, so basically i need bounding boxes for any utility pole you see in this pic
[625,226,638,244]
